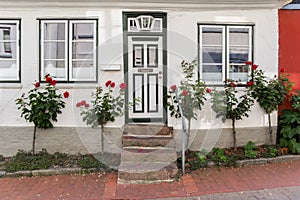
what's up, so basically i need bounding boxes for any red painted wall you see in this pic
[279,9,300,111]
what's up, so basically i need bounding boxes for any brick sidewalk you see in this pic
[1,160,300,200]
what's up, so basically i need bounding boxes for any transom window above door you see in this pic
[198,24,253,85]
[39,19,98,82]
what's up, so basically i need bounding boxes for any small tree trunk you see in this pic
[232,118,237,151]
[186,119,191,148]
[101,124,104,155]
[268,112,273,145]
[33,125,37,155]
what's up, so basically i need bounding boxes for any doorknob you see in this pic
[159,71,162,74]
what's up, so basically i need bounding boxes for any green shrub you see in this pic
[244,141,258,159]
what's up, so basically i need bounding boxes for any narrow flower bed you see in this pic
[179,141,295,173]
[0,149,110,173]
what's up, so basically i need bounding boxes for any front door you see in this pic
[123,12,167,123]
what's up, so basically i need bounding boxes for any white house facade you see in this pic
[0,0,290,156]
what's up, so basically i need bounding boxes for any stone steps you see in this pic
[118,124,178,184]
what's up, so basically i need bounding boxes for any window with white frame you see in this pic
[199,24,253,85]
[40,19,97,82]
[0,20,20,82]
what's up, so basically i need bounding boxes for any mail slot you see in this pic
[138,68,154,73]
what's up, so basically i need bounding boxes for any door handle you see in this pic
[159,71,162,74]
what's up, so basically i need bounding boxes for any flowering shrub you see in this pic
[211,78,254,151]
[247,62,293,144]
[167,61,209,147]
[77,80,127,154]
[78,80,126,127]
[15,75,69,154]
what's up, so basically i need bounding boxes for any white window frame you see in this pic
[40,20,68,81]
[199,24,253,85]
[40,19,97,82]
[69,20,97,82]
[0,20,20,82]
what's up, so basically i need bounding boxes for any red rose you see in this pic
[63,91,69,98]
[34,82,40,88]
[46,76,52,83]
[247,81,254,86]
[76,102,81,107]
[280,68,285,73]
[105,80,112,87]
[170,85,176,91]
[245,61,252,65]
[252,64,258,70]
[206,88,212,93]
[85,103,90,108]
[51,80,57,86]
[110,82,115,88]
[45,74,49,78]
[230,82,236,88]
[182,90,188,96]
[120,82,126,89]
[80,100,86,106]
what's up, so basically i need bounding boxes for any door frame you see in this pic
[123,12,167,124]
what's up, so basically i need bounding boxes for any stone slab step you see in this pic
[122,135,174,147]
[123,124,173,136]
[118,162,178,184]
[121,147,177,163]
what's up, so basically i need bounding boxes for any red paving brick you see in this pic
[0,160,300,199]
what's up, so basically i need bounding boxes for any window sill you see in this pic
[40,83,100,89]
[0,83,22,89]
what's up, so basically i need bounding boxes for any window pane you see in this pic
[203,47,222,63]
[229,28,249,46]
[44,60,66,79]
[202,27,223,45]
[44,23,65,40]
[0,60,16,68]
[72,23,94,40]
[229,47,249,64]
[0,22,19,81]
[202,65,223,82]
[229,64,248,82]
[72,42,94,59]
[71,60,94,79]
[0,42,16,59]
[0,60,17,79]
[43,42,65,59]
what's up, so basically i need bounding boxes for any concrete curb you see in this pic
[0,167,101,178]
[236,155,300,166]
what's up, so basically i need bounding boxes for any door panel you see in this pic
[128,36,163,121]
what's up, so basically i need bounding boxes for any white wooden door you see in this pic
[128,36,164,122]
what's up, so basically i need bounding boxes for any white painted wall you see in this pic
[0,7,279,131]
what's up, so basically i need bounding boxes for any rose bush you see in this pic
[167,60,210,147]
[247,63,293,144]
[77,80,127,154]
[15,75,69,154]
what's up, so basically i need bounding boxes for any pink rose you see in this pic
[170,85,176,91]
[120,82,126,89]
[182,90,188,96]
